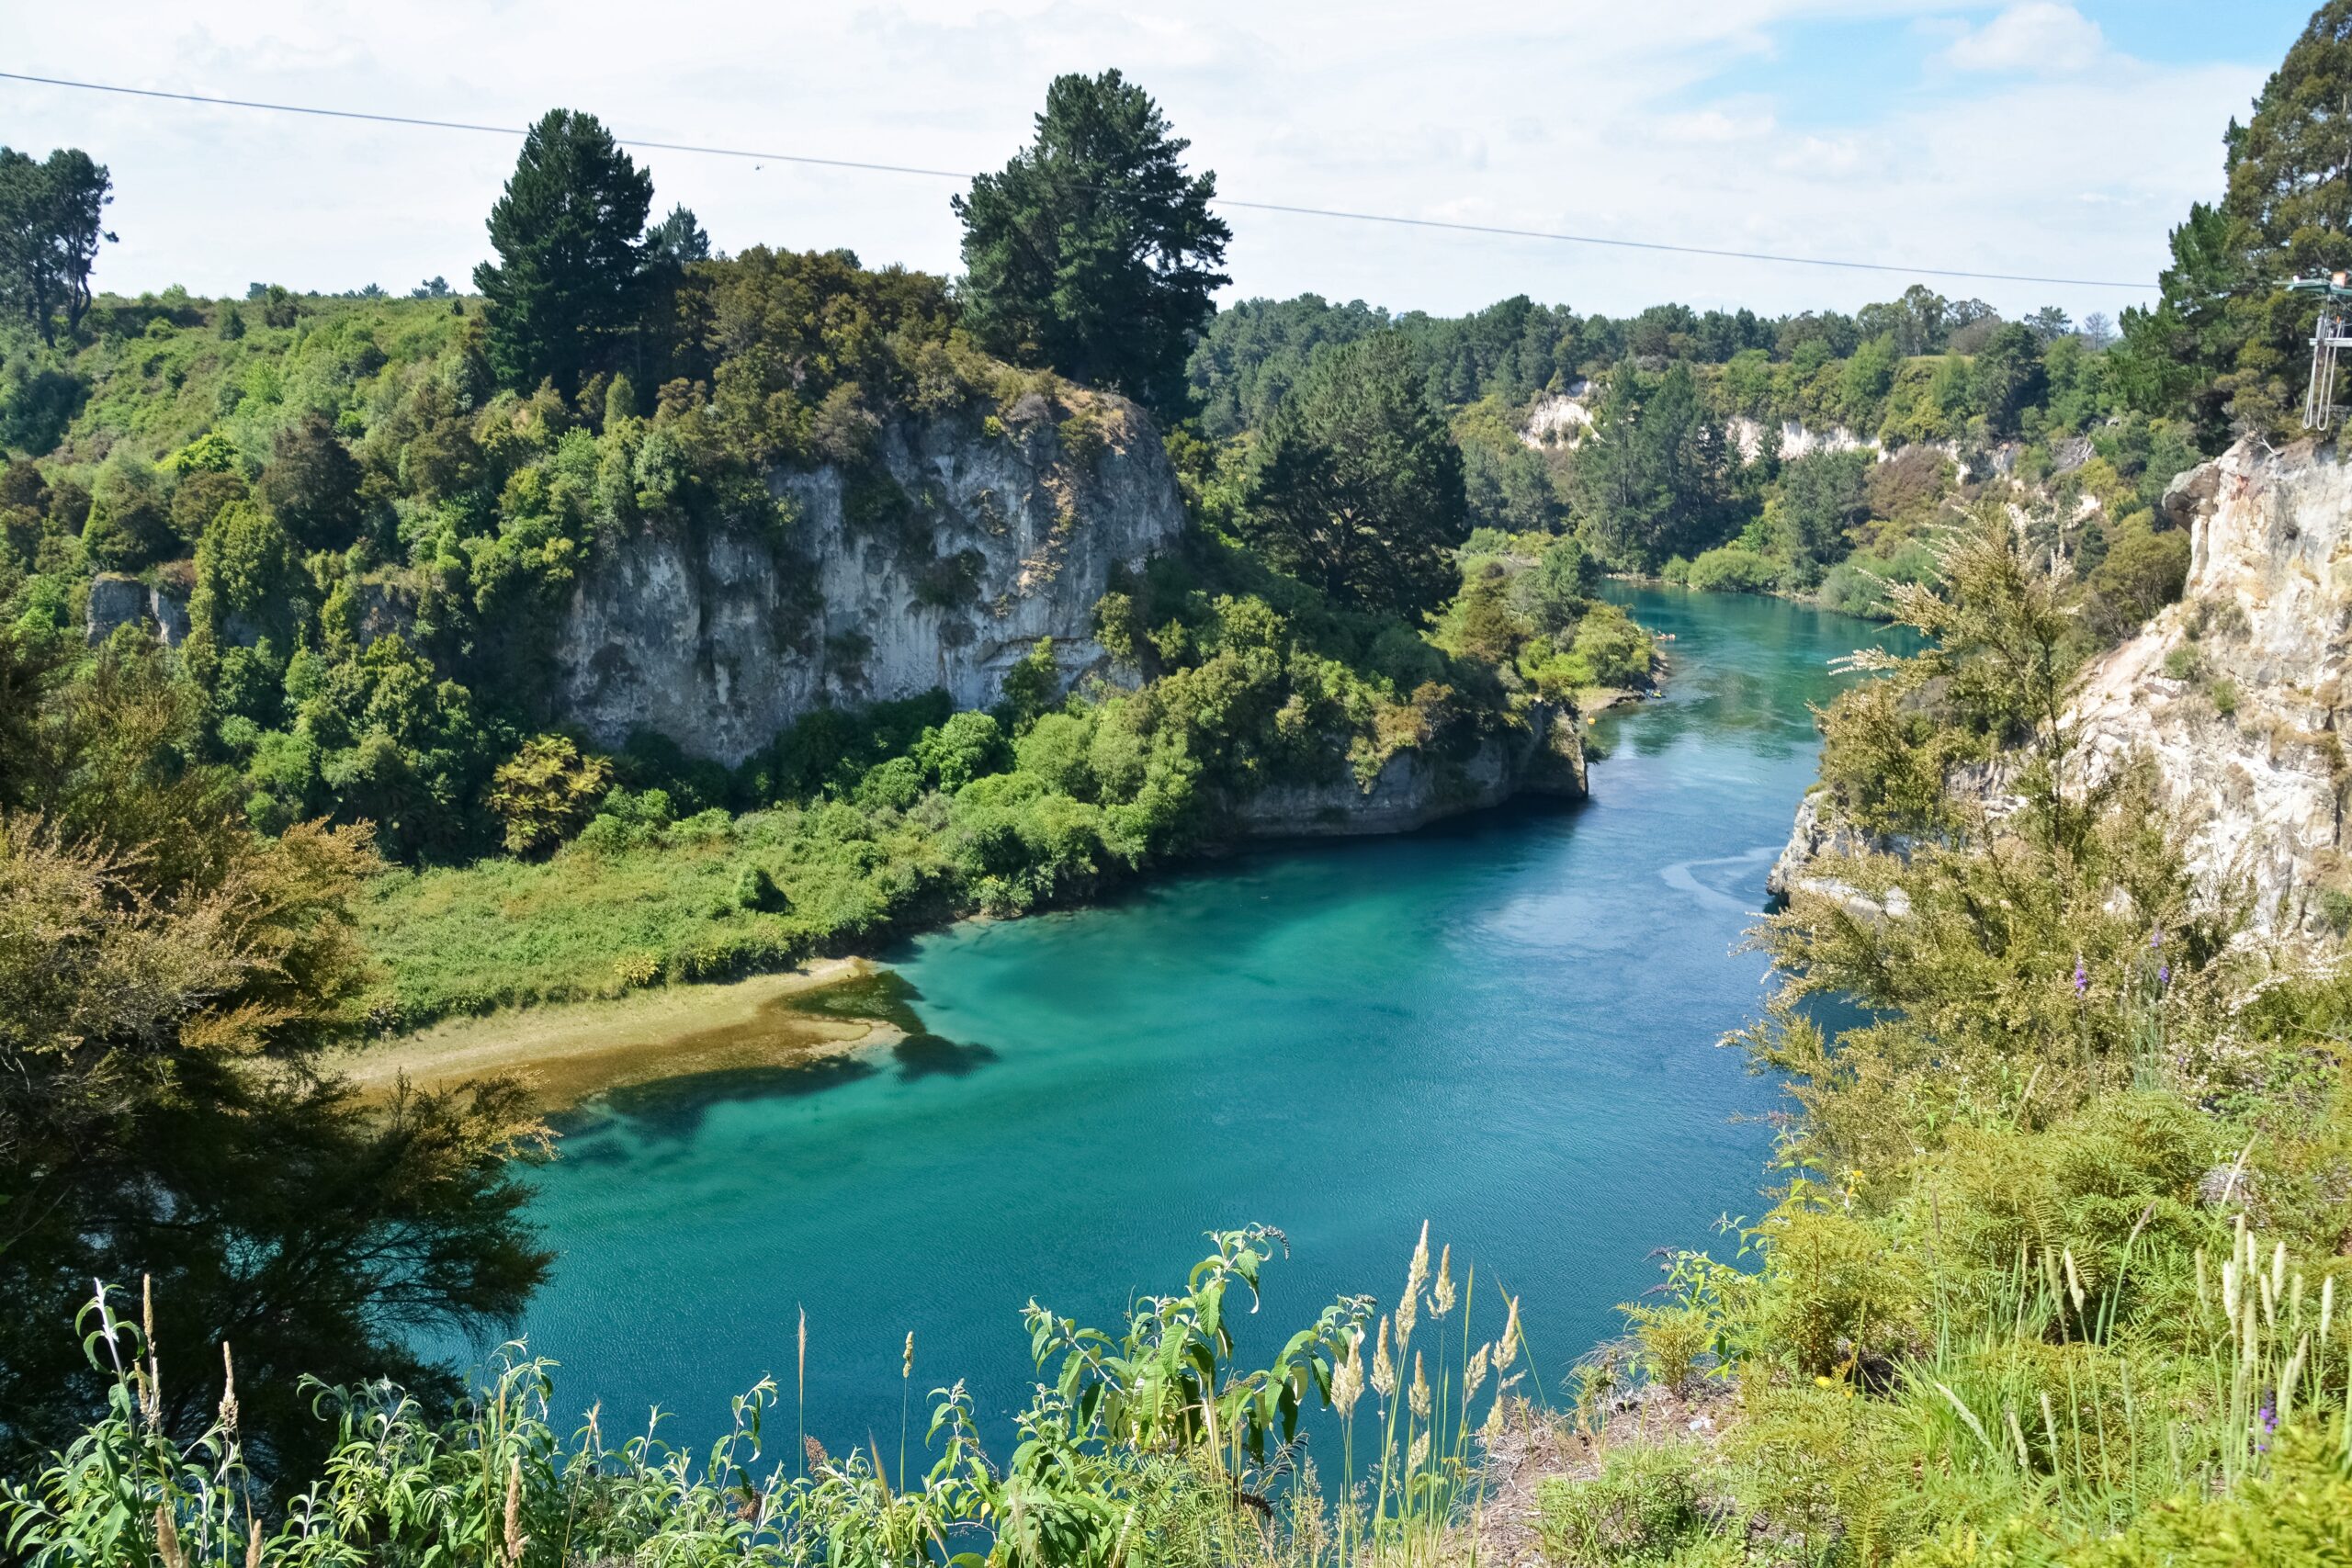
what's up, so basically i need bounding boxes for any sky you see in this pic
[0,1,2318,325]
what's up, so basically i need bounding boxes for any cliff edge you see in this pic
[555,392,1184,766]
[1770,437,2352,934]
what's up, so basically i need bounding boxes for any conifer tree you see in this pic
[954,72,1229,420]
[474,110,654,396]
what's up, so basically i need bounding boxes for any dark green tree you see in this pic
[474,110,655,396]
[645,203,710,266]
[1240,333,1468,616]
[81,457,173,571]
[0,147,114,344]
[954,71,1230,419]
[1777,450,1872,573]
[2116,3,2352,442]
[1570,361,1730,571]
[256,412,366,552]
[1973,322,2050,435]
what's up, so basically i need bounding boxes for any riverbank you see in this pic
[356,710,1614,1035]
[503,581,1865,1458]
[335,957,902,1109]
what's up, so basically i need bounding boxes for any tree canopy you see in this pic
[474,110,659,398]
[2116,0,2352,441]
[1240,333,1468,616]
[953,71,1230,421]
[0,635,548,1479]
[0,146,114,344]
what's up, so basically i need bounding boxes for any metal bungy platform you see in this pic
[2291,273,2352,431]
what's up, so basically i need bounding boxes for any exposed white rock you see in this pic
[1724,417,1881,466]
[1764,787,1914,919]
[554,395,1184,765]
[1520,388,1595,447]
[2059,439,2352,932]
[85,573,148,645]
[1769,437,2352,936]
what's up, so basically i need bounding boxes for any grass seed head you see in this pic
[503,1455,527,1567]
[1497,1294,1522,1371]
[154,1504,185,1568]
[1398,1222,1430,1348]
[218,1341,239,1437]
[1332,1330,1366,1419]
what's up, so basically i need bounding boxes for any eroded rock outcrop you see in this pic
[1770,437,2352,935]
[2059,439,2352,932]
[85,572,192,648]
[1228,702,1587,838]
[554,396,1184,766]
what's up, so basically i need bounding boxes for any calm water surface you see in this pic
[507,587,1904,1446]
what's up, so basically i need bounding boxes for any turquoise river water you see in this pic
[505,586,1905,1450]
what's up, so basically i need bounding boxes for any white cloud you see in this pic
[1945,3,2107,75]
[0,1,2267,322]
[1658,105,1778,145]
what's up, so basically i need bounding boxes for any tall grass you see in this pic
[2,1226,1530,1568]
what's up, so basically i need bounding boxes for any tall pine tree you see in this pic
[474,110,655,397]
[1240,333,1467,616]
[2117,1,2352,443]
[954,72,1229,421]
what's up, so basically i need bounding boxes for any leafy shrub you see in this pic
[1684,544,1781,594]
[486,734,612,855]
[1536,1443,1709,1566]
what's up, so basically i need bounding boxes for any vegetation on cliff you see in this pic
[1191,285,2199,630]
[17,7,2352,1561]
[1,82,1633,1032]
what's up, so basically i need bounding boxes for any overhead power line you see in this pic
[0,69,2160,292]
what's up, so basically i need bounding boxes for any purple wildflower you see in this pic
[2073,955,2088,998]
[2158,963,2171,987]
[2258,1400,2277,1452]
[2151,926,2164,950]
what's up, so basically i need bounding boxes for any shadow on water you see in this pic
[549,969,1003,1139]
[892,1034,1001,1079]
[577,1056,887,1140]
[791,968,930,1033]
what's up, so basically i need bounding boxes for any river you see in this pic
[503,586,1903,1451]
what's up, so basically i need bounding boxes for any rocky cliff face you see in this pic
[1770,438,2352,935]
[554,395,1184,765]
[85,572,189,647]
[2061,439,2352,932]
[1228,703,1588,838]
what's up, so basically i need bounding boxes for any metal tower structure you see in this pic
[2291,272,2352,431]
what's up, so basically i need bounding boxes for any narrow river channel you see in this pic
[503,586,1906,1450]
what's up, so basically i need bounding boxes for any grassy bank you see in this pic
[358,802,952,1028]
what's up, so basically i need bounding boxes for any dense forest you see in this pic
[1187,285,2199,630]
[7,3,2352,1562]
